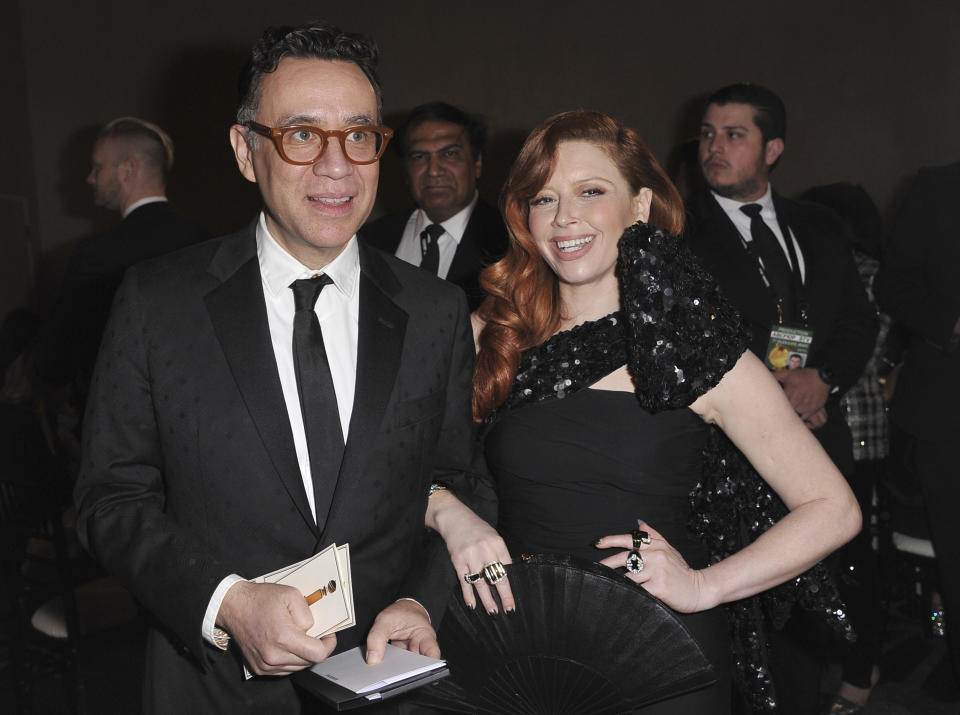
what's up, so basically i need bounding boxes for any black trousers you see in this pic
[834,459,882,688]
[912,435,960,681]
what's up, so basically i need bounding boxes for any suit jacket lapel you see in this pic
[203,227,319,537]
[318,243,408,537]
[772,192,813,288]
[446,210,484,286]
[697,191,758,275]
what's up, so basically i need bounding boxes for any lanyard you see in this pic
[737,218,808,326]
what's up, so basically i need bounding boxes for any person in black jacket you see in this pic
[684,83,877,714]
[360,102,507,310]
[45,117,209,391]
[876,161,960,699]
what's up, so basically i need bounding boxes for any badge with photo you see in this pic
[765,325,813,371]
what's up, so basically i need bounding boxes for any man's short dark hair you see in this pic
[395,102,487,160]
[98,117,174,179]
[236,21,382,127]
[706,83,786,144]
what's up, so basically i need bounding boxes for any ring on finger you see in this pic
[625,549,644,574]
[482,561,507,585]
[463,571,483,584]
[632,529,651,549]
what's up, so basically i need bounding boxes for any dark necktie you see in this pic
[740,203,796,319]
[291,275,344,528]
[419,224,444,274]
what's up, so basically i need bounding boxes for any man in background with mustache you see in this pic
[361,102,507,310]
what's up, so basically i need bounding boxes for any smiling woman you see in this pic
[424,110,861,713]
[526,140,651,298]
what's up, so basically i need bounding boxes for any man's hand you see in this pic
[775,367,830,422]
[365,599,439,665]
[217,581,336,676]
[803,406,828,429]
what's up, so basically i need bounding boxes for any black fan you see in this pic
[419,554,716,714]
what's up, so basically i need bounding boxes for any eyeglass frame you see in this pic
[243,121,394,166]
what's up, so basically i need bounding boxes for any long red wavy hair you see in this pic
[473,110,685,420]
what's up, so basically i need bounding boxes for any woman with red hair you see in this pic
[425,110,860,713]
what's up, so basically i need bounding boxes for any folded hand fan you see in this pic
[418,554,716,714]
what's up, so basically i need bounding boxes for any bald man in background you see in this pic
[46,117,209,391]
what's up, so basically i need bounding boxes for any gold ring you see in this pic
[482,561,507,586]
[632,529,651,549]
[463,571,482,584]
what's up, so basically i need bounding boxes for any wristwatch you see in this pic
[816,365,840,395]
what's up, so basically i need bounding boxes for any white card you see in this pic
[278,543,349,637]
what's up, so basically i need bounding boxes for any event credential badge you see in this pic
[765,324,813,372]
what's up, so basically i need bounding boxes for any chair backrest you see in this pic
[0,403,81,645]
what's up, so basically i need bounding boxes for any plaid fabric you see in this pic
[841,253,890,461]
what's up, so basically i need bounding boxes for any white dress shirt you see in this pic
[122,195,167,218]
[202,213,361,645]
[393,192,479,278]
[712,184,806,282]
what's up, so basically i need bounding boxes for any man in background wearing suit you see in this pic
[361,102,507,310]
[684,83,877,713]
[75,22,479,714]
[47,117,208,391]
[877,161,960,698]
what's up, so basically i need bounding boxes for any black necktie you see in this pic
[419,224,444,274]
[740,203,796,319]
[291,275,344,528]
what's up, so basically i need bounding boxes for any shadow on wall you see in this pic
[57,124,110,228]
[154,42,263,237]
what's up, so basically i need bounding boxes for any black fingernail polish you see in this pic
[593,538,602,547]
[487,608,498,616]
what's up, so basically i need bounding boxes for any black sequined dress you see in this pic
[482,223,852,713]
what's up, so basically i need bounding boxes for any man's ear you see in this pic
[764,137,784,168]
[118,156,137,184]
[474,153,483,181]
[229,125,257,184]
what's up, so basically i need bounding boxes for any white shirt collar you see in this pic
[413,191,479,244]
[123,195,167,219]
[255,212,360,300]
[711,183,775,220]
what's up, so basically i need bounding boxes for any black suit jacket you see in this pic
[359,198,508,311]
[74,225,478,713]
[46,201,209,385]
[685,189,878,473]
[876,162,960,439]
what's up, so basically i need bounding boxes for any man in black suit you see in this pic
[48,117,208,389]
[684,83,877,713]
[75,22,478,714]
[686,83,875,471]
[876,161,960,691]
[360,102,507,310]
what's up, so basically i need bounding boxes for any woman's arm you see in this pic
[425,488,515,613]
[422,310,515,612]
[600,350,860,613]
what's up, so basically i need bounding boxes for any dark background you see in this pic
[2,0,958,318]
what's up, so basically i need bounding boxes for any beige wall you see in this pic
[11,0,959,315]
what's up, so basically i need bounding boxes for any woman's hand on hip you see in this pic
[595,523,713,613]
